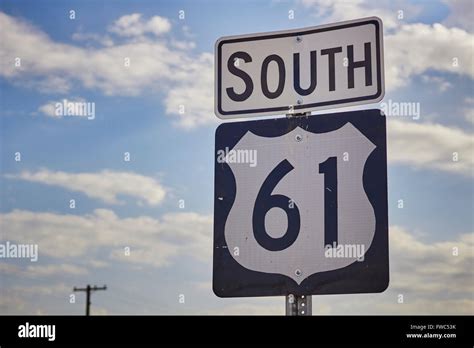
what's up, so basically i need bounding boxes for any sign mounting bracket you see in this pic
[286,294,312,316]
[286,111,311,119]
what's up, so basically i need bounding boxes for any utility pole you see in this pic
[73,284,107,316]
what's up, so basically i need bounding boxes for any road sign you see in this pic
[213,109,388,297]
[215,17,384,119]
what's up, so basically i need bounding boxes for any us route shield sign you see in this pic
[215,17,384,119]
[213,109,389,297]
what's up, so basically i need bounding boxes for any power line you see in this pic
[73,284,107,316]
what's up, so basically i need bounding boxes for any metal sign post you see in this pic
[284,111,312,316]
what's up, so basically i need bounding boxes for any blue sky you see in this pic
[0,0,473,315]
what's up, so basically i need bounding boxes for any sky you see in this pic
[0,0,473,315]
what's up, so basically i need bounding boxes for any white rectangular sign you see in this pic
[215,17,384,119]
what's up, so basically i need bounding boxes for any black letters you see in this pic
[226,51,254,102]
[321,47,342,92]
[347,42,372,89]
[261,54,285,99]
[226,42,374,102]
[293,51,317,96]
[253,159,300,251]
[319,157,338,247]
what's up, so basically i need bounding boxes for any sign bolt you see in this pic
[295,269,302,277]
[296,99,303,105]
[295,134,302,142]
[296,36,302,43]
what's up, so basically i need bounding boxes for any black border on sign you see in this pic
[213,109,389,297]
[217,19,383,116]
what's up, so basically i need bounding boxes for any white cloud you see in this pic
[300,0,403,30]
[389,226,473,295]
[26,264,88,276]
[72,32,114,47]
[0,263,88,277]
[385,23,474,90]
[0,12,214,129]
[37,102,56,117]
[164,52,216,129]
[7,283,71,297]
[37,97,87,118]
[387,119,474,176]
[0,209,212,266]
[5,169,167,205]
[108,13,171,37]
[33,76,73,94]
